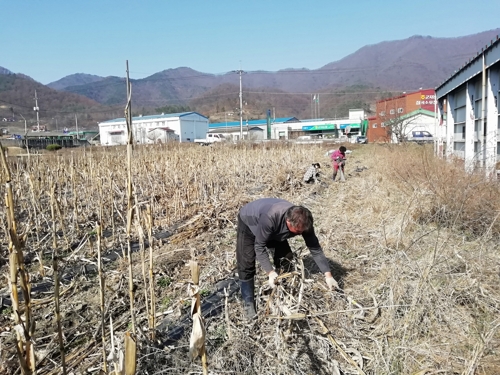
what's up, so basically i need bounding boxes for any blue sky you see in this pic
[2,0,499,85]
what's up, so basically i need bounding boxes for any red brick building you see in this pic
[367,89,436,143]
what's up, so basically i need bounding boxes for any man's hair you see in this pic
[285,206,314,232]
[339,146,347,153]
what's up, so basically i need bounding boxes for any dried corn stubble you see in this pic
[0,143,499,374]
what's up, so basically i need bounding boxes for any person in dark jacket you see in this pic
[236,198,338,319]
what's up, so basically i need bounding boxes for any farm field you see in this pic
[0,142,499,375]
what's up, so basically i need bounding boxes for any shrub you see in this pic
[46,144,62,151]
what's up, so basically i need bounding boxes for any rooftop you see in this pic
[100,111,208,124]
[209,117,298,129]
[376,88,434,104]
[436,34,500,92]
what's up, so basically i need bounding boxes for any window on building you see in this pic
[455,106,466,122]
[109,130,124,144]
[381,122,386,127]
[390,109,395,115]
[373,124,377,128]
[379,111,385,116]
[397,108,404,113]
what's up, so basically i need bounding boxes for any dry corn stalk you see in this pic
[107,317,124,375]
[26,172,44,277]
[188,260,208,375]
[124,331,137,375]
[96,222,108,373]
[50,183,67,375]
[146,204,155,340]
[124,61,136,336]
[1,141,36,375]
[134,193,149,336]
[124,61,137,375]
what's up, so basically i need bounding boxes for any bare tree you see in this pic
[381,111,420,143]
[376,95,421,143]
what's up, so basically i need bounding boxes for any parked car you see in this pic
[194,133,224,145]
[296,135,323,144]
[406,131,434,144]
[356,136,367,144]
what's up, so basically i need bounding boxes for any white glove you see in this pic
[268,271,279,288]
[325,276,339,290]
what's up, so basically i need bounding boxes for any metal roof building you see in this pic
[98,112,208,145]
[209,117,299,141]
[435,34,500,175]
[209,110,366,141]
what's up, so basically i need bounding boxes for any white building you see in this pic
[98,112,209,146]
[436,35,500,175]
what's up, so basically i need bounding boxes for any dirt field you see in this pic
[0,142,499,374]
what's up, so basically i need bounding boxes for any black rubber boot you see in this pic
[332,172,337,181]
[239,278,257,320]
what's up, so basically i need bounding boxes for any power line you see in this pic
[0,87,401,113]
[39,62,444,92]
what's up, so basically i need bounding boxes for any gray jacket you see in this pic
[239,198,331,274]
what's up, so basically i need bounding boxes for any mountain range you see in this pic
[1,28,499,126]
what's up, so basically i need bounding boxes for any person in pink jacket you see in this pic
[330,146,346,181]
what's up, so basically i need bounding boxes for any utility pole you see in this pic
[311,94,313,119]
[317,94,320,118]
[75,114,78,140]
[313,94,319,118]
[34,90,40,131]
[233,69,244,140]
[18,113,30,156]
[18,113,27,135]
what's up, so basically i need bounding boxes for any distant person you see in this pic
[303,163,321,184]
[236,198,338,320]
[330,146,347,181]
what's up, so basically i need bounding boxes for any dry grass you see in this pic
[0,142,499,374]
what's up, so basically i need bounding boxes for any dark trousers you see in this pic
[236,214,292,281]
